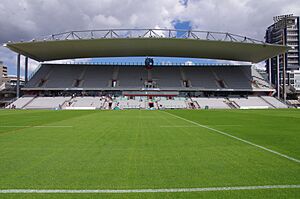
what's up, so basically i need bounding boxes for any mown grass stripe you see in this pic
[162,111,300,163]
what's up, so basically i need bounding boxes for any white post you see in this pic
[277,55,280,99]
[268,58,272,86]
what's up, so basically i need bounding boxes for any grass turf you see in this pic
[0,109,299,198]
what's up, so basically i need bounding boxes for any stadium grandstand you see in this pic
[3,29,290,110]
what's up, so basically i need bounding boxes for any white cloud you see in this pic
[20,58,39,73]
[0,0,299,75]
[161,61,172,65]
[178,0,300,40]
[216,59,251,66]
[184,61,194,65]
[0,0,185,43]
[92,15,121,28]
[0,0,187,75]
[46,58,92,65]
[254,62,267,70]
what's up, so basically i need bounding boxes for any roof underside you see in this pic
[5,38,289,63]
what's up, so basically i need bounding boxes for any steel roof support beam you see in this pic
[16,54,21,98]
[25,56,28,83]
[27,29,266,44]
[268,58,272,86]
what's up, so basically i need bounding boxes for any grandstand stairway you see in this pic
[73,66,87,87]
[259,96,276,108]
[112,67,119,86]
[37,68,53,87]
[147,68,152,82]
[211,69,228,89]
[7,96,35,109]
[261,96,288,108]
[191,100,200,109]
[21,96,37,109]
[224,98,238,109]
[62,98,74,108]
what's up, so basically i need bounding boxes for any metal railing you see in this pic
[41,61,251,67]
[21,29,265,44]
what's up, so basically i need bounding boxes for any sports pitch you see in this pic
[0,109,299,198]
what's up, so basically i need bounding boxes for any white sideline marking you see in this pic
[209,124,242,127]
[0,185,299,194]
[0,126,29,128]
[160,125,242,128]
[0,126,73,128]
[33,126,73,128]
[160,125,198,128]
[162,111,300,163]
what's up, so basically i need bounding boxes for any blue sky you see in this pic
[89,20,217,66]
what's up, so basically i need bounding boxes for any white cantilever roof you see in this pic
[4,29,290,63]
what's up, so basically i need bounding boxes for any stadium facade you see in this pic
[265,15,300,99]
[3,29,293,109]
[0,61,24,107]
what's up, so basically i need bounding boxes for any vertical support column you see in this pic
[25,57,28,83]
[268,58,272,86]
[16,54,21,98]
[282,53,286,102]
[282,31,286,102]
[277,55,280,99]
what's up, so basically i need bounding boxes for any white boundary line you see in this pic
[0,126,73,128]
[162,111,300,163]
[160,125,198,128]
[33,126,73,128]
[0,185,299,194]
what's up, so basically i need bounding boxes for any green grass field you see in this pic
[0,109,299,198]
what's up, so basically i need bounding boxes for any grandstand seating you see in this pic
[287,100,300,108]
[8,95,289,110]
[250,68,271,88]
[261,96,288,108]
[157,97,188,109]
[7,96,35,109]
[81,66,114,88]
[115,98,146,109]
[183,67,218,88]
[9,63,290,110]
[44,65,83,88]
[192,97,230,109]
[24,97,71,109]
[118,67,147,88]
[25,64,271,91]
[71,97,105,108]
[213,67,252,89]
[152,67,182,88]
[26,65,52,87]
[229,96,271,109]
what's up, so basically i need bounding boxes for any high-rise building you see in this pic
[265,15,300,93]
[0,61,8,80]
[0,61,25,107]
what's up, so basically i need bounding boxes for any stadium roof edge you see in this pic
[40,62,253,67]
[4,29,291,63]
